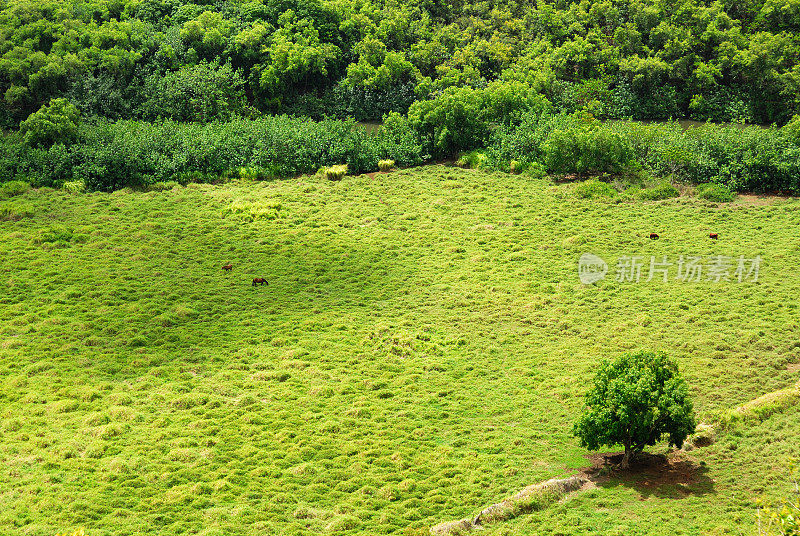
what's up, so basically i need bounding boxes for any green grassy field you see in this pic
[1,166,799,536]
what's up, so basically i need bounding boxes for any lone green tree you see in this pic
[573,351,696,469]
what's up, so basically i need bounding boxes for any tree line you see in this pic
[2,0,800,129]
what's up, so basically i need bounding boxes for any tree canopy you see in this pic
[573,351,697,468]
[1,0,800,128]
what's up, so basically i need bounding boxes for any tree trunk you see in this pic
[620,443,634,470]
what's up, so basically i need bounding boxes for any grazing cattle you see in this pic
[222,264,233,271]
[709,233,718,240]
[252,277,268,286]
[649,233,659,240]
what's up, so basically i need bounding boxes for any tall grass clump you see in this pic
[320,165,348,181]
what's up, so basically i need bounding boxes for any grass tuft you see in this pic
[320,164,348,181]
[378,159,396,172]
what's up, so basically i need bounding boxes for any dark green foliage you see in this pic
[490,112,637,177]
[2,0,800,125]
[573,351,696,467]
[0,116,425,191]
[613,122,800,193]
[408,83,551,156]
[378,112,429,167]
[610,79,679,121]
[552,79,613,118]
[542,117,636,177]
[489,115,800,194]
[3,0,800,193]
[689,87,754,123]
[783,115,800,144]
[407,86,490,156]
[139,61,248,122]
[292,82,419,121]
[489,110,566,168]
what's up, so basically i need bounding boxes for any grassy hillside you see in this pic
[1,166,799,535]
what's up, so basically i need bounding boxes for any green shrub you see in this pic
[0,180,31,198]
[573,180,618,199]
[783,115,800,144]
[489,110,566,167]
[696,183,737,202]
[612,121,800,194]
[491,112,800,194]
[543,116,635,176]
[377,159,395,172]
[551,79,612,117]
[1,115,424,192]
[635,182,680,200]
[408,83,552,156]
[611,79,679,120]
[524,162,547,180]
[321,164,348,181]
[377,112,428,167]
[138,61,247,123]
[19,98,80,148]
[407,86,489,156]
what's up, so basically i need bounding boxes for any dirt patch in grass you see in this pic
[364,171,393,180]
[735,194,792,206]
[580,452,714,498]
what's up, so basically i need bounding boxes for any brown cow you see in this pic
[649,233,659,240]
[222,264,233,271]
[709,233,719,240]
[252,277,268,286]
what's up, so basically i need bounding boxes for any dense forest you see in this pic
[2,0,799,126]
[1,0,800,193]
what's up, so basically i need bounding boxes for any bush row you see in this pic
[0,115,427,192]
[3,94,800,194]
[487,112,800,194]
